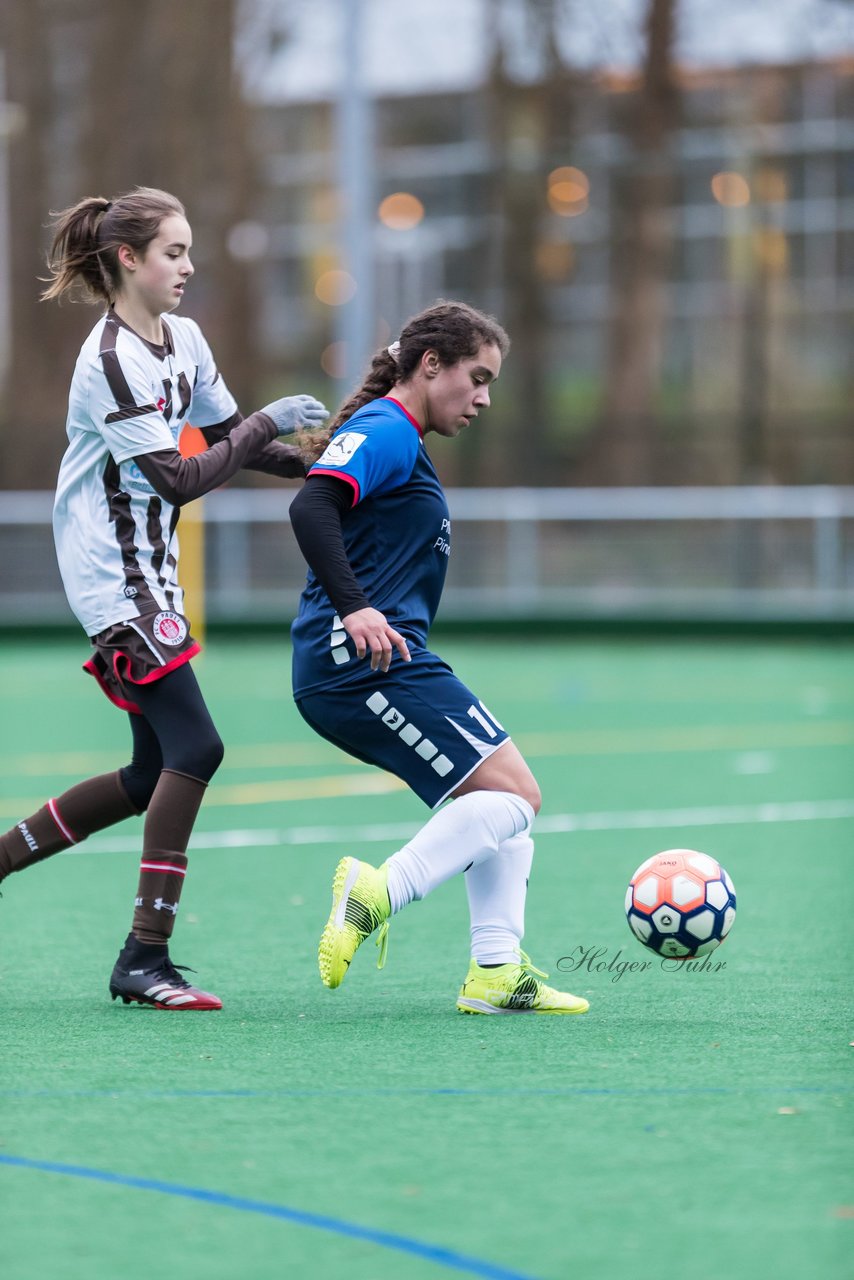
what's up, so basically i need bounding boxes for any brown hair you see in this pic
[304,300,510,461]
[41,187,186,304]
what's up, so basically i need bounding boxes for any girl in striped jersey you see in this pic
[0,187,327,1009]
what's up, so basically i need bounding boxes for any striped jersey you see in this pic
[53,310,236,636]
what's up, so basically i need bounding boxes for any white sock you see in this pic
[384,791,534,914]
[464,831,534,965]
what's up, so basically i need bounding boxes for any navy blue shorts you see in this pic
[295,647,511,808]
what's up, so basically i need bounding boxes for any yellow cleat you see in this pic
[318,857,391,989]
[456,951,589,1015]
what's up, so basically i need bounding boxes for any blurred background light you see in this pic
[320,340,347,377]
[314,269,357,306]
[711,171,751,207]
[535,239,575,281]
[226,220,270,261]
[378,191,425,230]
[547,166,590,216]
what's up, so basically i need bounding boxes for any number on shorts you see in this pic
[466,701,505,739]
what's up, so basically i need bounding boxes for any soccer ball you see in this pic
[625,849,736,958]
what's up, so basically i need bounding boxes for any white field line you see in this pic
[67,797,854,855]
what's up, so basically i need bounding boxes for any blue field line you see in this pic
[0,1153,539,1280]
[0,1083,849,1101]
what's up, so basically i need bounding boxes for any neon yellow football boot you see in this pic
[318,857,391,989]
[456,950,589,1015]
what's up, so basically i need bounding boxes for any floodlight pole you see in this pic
[335,0,375,391]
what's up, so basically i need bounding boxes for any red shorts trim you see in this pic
[83,645,200,714]
[114,642,202,687]
[83,612,201,715]
[83,658,144,714]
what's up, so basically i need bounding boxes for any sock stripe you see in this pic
[47,798,77,845]
[139,860,187,877]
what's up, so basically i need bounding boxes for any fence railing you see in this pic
[1,486,852,627]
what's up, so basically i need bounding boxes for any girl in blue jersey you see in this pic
[290,300,589,1015]
[0,187,327,1010]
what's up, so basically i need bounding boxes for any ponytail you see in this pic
[41,187,185,305]
[40,197,113,303]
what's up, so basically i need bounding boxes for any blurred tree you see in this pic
[0,0,79,490]
[578,0,680,484]
[477,0,579,486]
[0,0,258,489]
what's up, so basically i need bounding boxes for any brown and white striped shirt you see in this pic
[53,310,237,636]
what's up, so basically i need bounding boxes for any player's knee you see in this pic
[165,726,224,783]
[457,747,541,815]
[501,759,542,815]
[193,729,225,782]
[519,778,542,816]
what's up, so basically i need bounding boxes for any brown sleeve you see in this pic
[200,412,306,479]
[199,412,242,446]
[133,410,278,506]
[244,439,307,479]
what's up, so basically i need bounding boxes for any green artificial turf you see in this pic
[0,635,851,1280]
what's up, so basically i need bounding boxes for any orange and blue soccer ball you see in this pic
[625,849,736,958]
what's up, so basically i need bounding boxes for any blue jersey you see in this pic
[291,397,450,697]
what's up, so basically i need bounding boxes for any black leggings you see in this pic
[119,662,224,812]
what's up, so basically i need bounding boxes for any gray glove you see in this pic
[260,394,329,436]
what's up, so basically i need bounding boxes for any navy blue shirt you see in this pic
[291,397,451,697]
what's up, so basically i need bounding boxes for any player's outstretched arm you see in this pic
[198,395,329,481]
[133,410,275,505]
[134,396,327,505]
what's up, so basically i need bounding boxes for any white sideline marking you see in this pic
[68,798,854,855]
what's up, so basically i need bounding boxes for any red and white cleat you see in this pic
[109,955,222,1010]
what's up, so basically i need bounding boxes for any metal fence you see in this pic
[1,486,852,628]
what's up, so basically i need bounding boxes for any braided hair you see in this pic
[303,300,510,462]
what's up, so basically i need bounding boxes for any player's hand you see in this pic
[260,394,329,436]
[342,607,411,673]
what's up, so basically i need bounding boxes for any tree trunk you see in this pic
[82,0,259,413]
[479,0,576,486]
[0,0,259,490]
[0,0,87,489]
[578,0,679,484]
